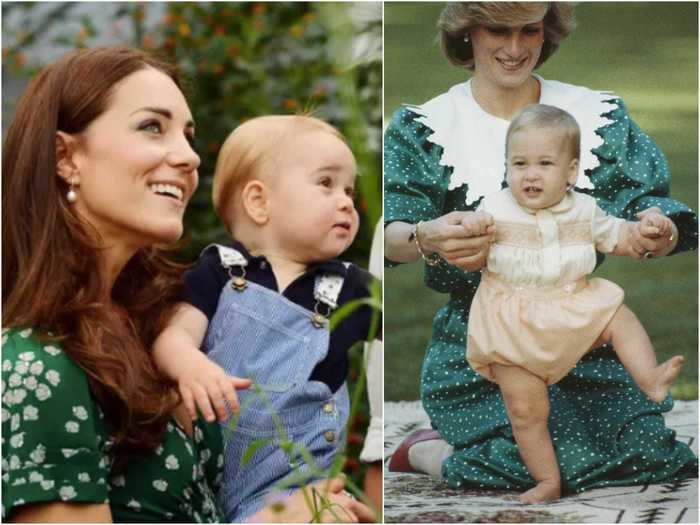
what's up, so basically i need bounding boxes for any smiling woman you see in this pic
[384,0,697,505]
[1,47,367,523]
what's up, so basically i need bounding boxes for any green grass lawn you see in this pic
[384,2,698,401]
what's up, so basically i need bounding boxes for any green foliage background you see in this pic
[384,2,698,401]
[2,1,381,491]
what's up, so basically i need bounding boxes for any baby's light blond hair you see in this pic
[212,115,344,234]
[506,104,580,160]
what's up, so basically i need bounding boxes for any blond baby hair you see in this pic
[212,115,343,234]
[506,104,581,160]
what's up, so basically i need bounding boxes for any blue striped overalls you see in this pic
[203,245,350,522]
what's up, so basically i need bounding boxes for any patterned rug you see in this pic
[384,401,698,523]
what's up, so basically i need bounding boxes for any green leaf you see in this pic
[241,438,272,467]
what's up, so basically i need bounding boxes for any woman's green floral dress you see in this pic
[1,328,224,522]
[384,79,698,494]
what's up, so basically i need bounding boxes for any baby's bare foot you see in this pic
[519,480,561,504]
[643,356,684,403]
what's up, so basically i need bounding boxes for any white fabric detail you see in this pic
[207,244,248,269]
[360,219,383,463]
[313,272,346,310]
[482,190,624,287]
[405,76,619,206]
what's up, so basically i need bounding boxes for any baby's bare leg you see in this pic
[492,364,560,504]
[600,305,684,403]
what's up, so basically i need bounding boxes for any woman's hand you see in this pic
[419,211,495,271]
[250,477,376,523]
[629,207,679,258]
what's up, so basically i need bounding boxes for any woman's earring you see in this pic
[66,180,77,203]
[463,34,470,43]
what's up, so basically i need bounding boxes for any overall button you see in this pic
[322,402,334,414]
[324,430,336,443]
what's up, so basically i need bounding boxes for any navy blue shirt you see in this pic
[182,241,380,393]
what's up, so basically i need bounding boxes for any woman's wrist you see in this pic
[411,221,440,266]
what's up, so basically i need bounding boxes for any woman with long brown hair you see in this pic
[1,46,371,523]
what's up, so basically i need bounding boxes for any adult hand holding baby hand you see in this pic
[419,211,494,271]
[629,207,678,259]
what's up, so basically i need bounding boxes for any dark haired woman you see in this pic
[2,46,371,523]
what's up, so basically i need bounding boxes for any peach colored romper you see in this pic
[467,189,625,385]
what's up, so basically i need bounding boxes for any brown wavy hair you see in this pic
[438,2,577,70]
[2,47,188,466]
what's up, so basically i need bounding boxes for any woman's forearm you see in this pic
[384,221,420,263]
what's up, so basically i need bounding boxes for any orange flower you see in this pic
[283,99,299,111]
[227,44,240,57]
[252,3,266,15]
[347,432,364,445]
[142,34,155,49]
[212,64,224,75]
[162,13,174,24]
[290,24,304,38]
[344,458,360,472]
[214,25,226,36]
[178,23,191,37]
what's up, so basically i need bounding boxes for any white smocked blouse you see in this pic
[480,189,625,288]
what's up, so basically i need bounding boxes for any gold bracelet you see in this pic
[411,222,440,266]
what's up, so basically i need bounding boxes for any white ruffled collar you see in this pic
[405,75,618,207]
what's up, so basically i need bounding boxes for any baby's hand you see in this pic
[638,211,673,239]
[179,358,252,423]
[460,211,495,237]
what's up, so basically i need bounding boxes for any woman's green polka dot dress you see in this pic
[384,93,698,494]
[2,328,224,522]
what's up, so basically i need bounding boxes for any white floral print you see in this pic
[45,370,60,387]
[22,405,38,421]
[35,384,51,401]
[65,421,79,433]
[42,345,61,356]
[9,432,24,449]
[23,376,38,390]
[29,361,43,376]
[165,454,180,470]
[59,485,77,500]
[29,445,45,464]
[72,406,88,421]
[153,479,168,492]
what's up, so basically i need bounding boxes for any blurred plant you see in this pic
[2,0,382,496]
[2,2,381,262]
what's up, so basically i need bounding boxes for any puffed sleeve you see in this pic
[592,203,624,253]
[2,329,111,519]
[384,107,484,296]
[591,98,698,254]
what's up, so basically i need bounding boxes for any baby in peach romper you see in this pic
[463,104,685,504]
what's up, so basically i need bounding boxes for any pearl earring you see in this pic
[66,181,77,203]
[463,34,470,43]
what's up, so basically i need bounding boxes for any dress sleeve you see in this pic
[591,98,698,255]
[2,329,111,519]
[592,203,624,253]
[384,106,453,227]
[383,107,484,296]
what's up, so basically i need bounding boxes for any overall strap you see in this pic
[203,244,249,291]
[203,243,248,269]
[313,262,351,310]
